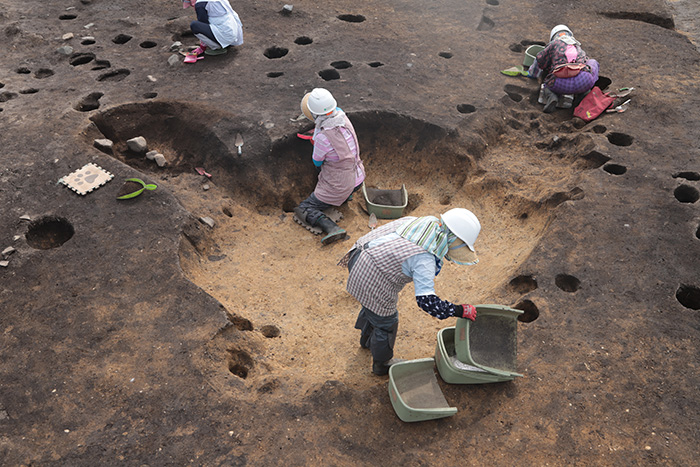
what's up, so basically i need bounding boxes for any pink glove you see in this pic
[460,304,477,321]
[182,0,195,9]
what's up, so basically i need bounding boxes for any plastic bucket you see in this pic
[523,45,544,68]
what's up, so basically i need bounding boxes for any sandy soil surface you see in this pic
[1,0,699,465]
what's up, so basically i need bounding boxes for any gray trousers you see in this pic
[354,307,398,363]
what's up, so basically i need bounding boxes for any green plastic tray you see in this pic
[388,358,457,422]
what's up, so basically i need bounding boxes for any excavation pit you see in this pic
[90,103,588,389]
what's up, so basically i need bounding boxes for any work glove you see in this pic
[459,304,477,321]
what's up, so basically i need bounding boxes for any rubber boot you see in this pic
[316,216,347,245]
[372,358,405,376]
[294,206,308,224]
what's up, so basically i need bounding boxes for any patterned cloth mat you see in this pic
[60,163,113,195]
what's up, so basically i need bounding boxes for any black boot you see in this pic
[316,216,347,245]
[372,358,405,376]
[294,207,308,224]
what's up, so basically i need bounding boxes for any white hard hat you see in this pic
[305,88,337,116]
[549,24,572,42]
[441,208,481,252]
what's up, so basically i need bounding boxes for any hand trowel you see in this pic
[235,133,244,156]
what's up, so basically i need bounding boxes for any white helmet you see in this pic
[441,208,481,252]
[549,24,572,42]
[304,88,337,116]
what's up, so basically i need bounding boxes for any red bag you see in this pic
[552,63,586,78]
[573,86,615,122]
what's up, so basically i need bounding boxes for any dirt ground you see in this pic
[1,0,699,465]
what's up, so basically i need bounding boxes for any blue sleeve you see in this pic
[313,159,323,167]
[416,295,462,320]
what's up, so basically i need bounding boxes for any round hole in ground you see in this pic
[592,125,606,134]
[331,60,352,69]
[603,163,627,175]
[673,171,700,181]
[16,67,31,74]
[457,104,476,114]
[112,34,132,44]
[26,216,74,250]
[260,325,281,338]
[676,284,700,310]
[70,52,95,66]
[555,274,581,292]
[34,68,54,79]
[337,14,366,23]
[438,52,453,59]
[508,274,538,294]
[486,0,500,4]
[595,76,612,90]
[294,36,313,45]
[318,69,340,81]
[607,132,633,146]
[696,222,700,240]
[227,349,253,378]
[263,46,288,59]
[59,14,77,20]
[368,61,384,68]
[674,185,699,203]
[143,92,157,99]
[514,299,539,323]
[97,69,130,82]
[266,72,284,78]
[81,38,96,45]
[19,88,39,95]
[139,40,157,49]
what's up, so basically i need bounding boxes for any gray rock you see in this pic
[282,4,293,14]
[0,261,9,268]
[145,150,158,160]
[19,215,31,221]
[154,154,167,167]
[202,184,210,191]
[2,247,16,257]
[168,54,180,67]
[199,216,216,228]
[62,33,74,41]
[170,41,182,52]
[56,45,74,55]
[94,138,113,154]
[126,136,148,153]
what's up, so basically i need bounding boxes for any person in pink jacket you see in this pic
[295,89,366,245]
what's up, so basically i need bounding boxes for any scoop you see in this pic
[116,178,157,200]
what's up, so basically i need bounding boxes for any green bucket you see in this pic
[523,45,544,68]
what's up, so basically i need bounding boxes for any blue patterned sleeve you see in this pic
[416,294,462,320]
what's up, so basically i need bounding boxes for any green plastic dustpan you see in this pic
[454,304,523,376]
[388,358,457,422]
[116,178,157,200]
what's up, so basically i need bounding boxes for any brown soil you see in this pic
[1,0,699,465]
